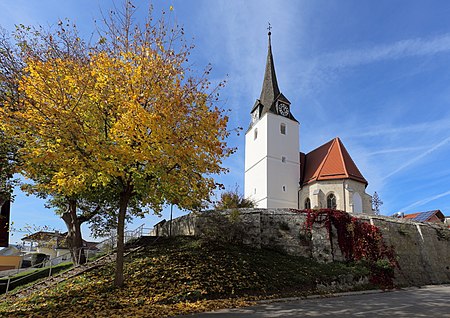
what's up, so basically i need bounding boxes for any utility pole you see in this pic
[169,204,173,236]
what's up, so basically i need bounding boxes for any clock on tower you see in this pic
[244,29,300,209]
[278,102,289,117]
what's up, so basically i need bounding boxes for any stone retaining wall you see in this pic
[152,208,450,287]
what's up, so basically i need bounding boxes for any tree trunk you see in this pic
[114,185,132,287]
[61,199,86,265]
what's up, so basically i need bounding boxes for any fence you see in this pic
[0,224,152,294]
[98,224,153,250]
[0,247,93,294]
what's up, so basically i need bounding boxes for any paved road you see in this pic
[191,285,450,317]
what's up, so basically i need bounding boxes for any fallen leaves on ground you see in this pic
[0,237,371,317]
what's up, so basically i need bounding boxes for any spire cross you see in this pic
[267,22,272,35]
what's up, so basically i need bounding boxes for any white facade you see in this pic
[298,179,373,213]
[245,113,300,208]
[244,33,373,214]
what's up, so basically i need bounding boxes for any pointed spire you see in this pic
[259,25,280,109]
[250,25,296,124]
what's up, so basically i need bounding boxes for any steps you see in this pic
[3,246,141,301]
[2,236,162,301]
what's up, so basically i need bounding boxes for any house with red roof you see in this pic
[402,210,446,224]
[244,31,373,214]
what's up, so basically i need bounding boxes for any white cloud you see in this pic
[317,33,450,70]
[399,190,450,212]
[297,33,450,98]
[352,118,450,138]
[366,146,428,156]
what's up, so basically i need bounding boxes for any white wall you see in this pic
[245,113,300,208]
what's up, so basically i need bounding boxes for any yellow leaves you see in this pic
[5,235,365,317]
[1,21,233,210]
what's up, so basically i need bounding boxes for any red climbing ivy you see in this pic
[294,208,399,289]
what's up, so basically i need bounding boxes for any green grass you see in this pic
[0,261,74,294]
[0,237,374,317]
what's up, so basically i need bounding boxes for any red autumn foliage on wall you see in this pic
[294,208,399,289]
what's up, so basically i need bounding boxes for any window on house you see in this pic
[281,156,286,163]
[254,128,258,140]
[327,193,337,209]
[280,123,286,135]
[304,198,311,209]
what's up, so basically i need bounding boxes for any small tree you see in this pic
[214,186,255,210]
[372,192,383,215]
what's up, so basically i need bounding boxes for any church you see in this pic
[244,32,374,214]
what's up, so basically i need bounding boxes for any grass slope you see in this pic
[0,237,372,317]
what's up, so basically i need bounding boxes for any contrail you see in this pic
[382,135,450,181]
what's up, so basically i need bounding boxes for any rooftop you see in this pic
[300,137,368,186]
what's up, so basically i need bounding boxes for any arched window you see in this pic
[352,192,363,213]
[327,193,337,209]
[280,123,286,135]
[254,128,258,140]
[304,198,311,209]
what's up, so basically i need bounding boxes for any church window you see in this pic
[254,128,258,140]
[281,156,286,163]
[280,123,286,135]
[352,192,362,213]
[327,193,337,209]
[304,198,311,209]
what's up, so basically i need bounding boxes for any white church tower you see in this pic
[244,31,300,208]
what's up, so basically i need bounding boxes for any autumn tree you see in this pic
[41,185,138,264]
[1,2,234,287]
[0,29,21,204]
[0,23,108,264]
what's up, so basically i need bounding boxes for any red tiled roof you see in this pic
[403,213,420,220]
[301,137,367,186]
[403,210,445,223]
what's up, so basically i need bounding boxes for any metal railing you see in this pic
[100,224,153,249]
[0,247,100,295]
[0,224,152,295]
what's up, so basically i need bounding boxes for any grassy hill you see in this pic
[0,237,373,317]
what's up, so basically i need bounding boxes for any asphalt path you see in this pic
[188,285,450,317]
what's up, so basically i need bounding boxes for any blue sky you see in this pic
[1,1,450,243]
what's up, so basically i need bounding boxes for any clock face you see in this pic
[278,103,289,117]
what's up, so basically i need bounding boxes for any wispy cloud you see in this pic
[399,189,450,212]
[297,33,450,98]
[353,118,450,138]
[366,146,428,156]
[382,135,450,181]
[318,33,450,69]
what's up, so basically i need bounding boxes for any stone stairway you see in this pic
[3,245,143,301]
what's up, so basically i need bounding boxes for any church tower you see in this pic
[244,31,300,208]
